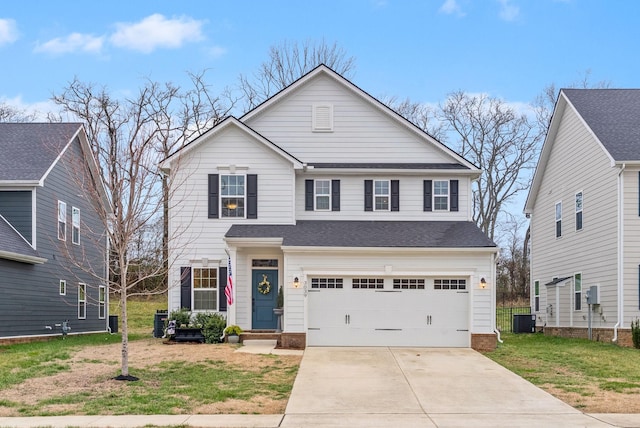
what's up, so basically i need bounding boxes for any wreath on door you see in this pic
[258,274,271,295]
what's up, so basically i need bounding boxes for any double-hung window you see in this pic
[434,180,449,211]
[193,268,217,311]
[574,273,582,311]
[374,180,390,211]
[72,207,80,244]
[78,283,86,319]
[315,180,331,210]
[58,201,66,240]
[221,175,245,218]
[575,192,583,231]
[98,285,106,319]
[534,280,540,312]
[555,202,562,238]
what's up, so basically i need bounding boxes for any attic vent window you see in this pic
[313,104,333,132]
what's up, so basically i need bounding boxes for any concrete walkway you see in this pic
[1,346,640,427]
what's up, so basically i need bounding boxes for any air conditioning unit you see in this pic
[585,285,600,305]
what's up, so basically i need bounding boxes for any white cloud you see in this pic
[208,45,227,59]
[497,0,520,21]
[0,95,61,121]
[110,14,205,53]
[439,0,464,16]
[35,33,104,55]
[0,18,19,46]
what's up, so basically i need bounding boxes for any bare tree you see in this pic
[238,39,356,112]
[381,96,447,141]
[52,73,233,379]
[0,102,38,122]
[496,214,530,304]
[440,91,542,241]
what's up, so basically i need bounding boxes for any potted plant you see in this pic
[273,285,284,333]
[224,325,243,344]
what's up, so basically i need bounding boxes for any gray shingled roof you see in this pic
[563,89,640,161]
[226,220,496,248]
[309,163,469,169]
[0,123,83,181]
[0,215,43,262]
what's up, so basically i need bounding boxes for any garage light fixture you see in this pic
[293,277,300,288]
[480,278,487,289]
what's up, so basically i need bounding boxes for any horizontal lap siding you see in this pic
[295,174,470,221]
[530,106,618,328]
[167,126,295,313]
[623,168,640,325]
[246,75,456,164]
[0,191,32,242]
[1,137,107,338]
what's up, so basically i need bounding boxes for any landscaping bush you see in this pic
[632,319,640,349]
[168,308,191,327]
[194,312,227,344]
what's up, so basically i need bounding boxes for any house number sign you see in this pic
[258,274,271,295]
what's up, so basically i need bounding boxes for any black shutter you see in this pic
[450,180,459,212]
[208,174,219,218]
[219,266,227,312]
[331,179,341,211]
[391,180,400,211]
[424,180,432,212]
[180,267,192,310]
[247,174,258,219]
[364,180,373,211]
[305,180,314,211]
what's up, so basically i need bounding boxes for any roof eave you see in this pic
[281,245,497,253]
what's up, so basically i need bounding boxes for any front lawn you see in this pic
[486,332,640,412]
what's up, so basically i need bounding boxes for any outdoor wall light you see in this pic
[480,278,487,289]
[293,277,300,288]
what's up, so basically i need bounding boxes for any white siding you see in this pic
[246,74,459,164]
[530,104,618,328]
[622,168,640,326]
[167,125,295,312]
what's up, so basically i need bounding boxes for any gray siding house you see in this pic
[525,89,640,346]
[0,123,108,341]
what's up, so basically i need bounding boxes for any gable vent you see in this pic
[313,104,333,132]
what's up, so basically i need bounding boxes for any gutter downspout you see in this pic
[613,163,626,343]
[492,251,503,344]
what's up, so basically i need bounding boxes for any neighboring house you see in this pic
[525,89,640,346]
[162,65,498,350]
[0,123,109,341]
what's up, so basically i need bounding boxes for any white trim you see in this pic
[312,103,334,132]
[314,179,331,211]
[98,285,106,319]
[72,206,80,245]
[78,283,87,320]
[59,279,67,296]
[58,200,67,241]
[373,179,390,211]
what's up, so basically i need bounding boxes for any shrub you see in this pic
[224,325,243,336]
[168,308,191,328]
[194,312,227,344]
[632,319,640,349]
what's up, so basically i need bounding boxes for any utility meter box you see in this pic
[586,285,600,305]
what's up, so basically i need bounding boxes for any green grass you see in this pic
[109,294,167,336]
[486,333,640,397]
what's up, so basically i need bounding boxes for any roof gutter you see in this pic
[492,250,503,344]
[613,163,626,343]
[0,251,47,265]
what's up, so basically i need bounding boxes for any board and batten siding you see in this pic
[295,173,471,221]
[622,167,640,326]
[245,74,456,164]
[0,137,108,339]
[167,125,296,313]
[282,250,494,334]
[530,104,618,329]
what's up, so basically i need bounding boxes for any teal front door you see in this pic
[252,269,278,329]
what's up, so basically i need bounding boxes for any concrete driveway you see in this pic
[282,347,623,427]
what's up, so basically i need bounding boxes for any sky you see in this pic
[2,0,639,119]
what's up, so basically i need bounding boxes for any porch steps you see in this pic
[239,331,281,344]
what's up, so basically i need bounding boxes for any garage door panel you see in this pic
[307,280,470,347]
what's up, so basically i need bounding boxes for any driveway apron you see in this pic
[283,347,613,427]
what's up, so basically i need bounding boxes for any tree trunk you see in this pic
[120,286,129,377]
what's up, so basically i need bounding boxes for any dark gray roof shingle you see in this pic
[0,123,83,181]
[563,89,640,161]
[309,163,469,170]
[0,215,43,262]
[226,220,495,248]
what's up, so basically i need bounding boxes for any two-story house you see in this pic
[525,89,640,346]
[0,123,109,341]
[162,65,498,350]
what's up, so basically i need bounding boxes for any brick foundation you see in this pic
[543,326,633,347]
[280,332,306,349]
[471,333,497,351]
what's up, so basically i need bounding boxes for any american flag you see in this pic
[225,256,234,306]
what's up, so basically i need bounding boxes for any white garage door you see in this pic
[307,277,469,347]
